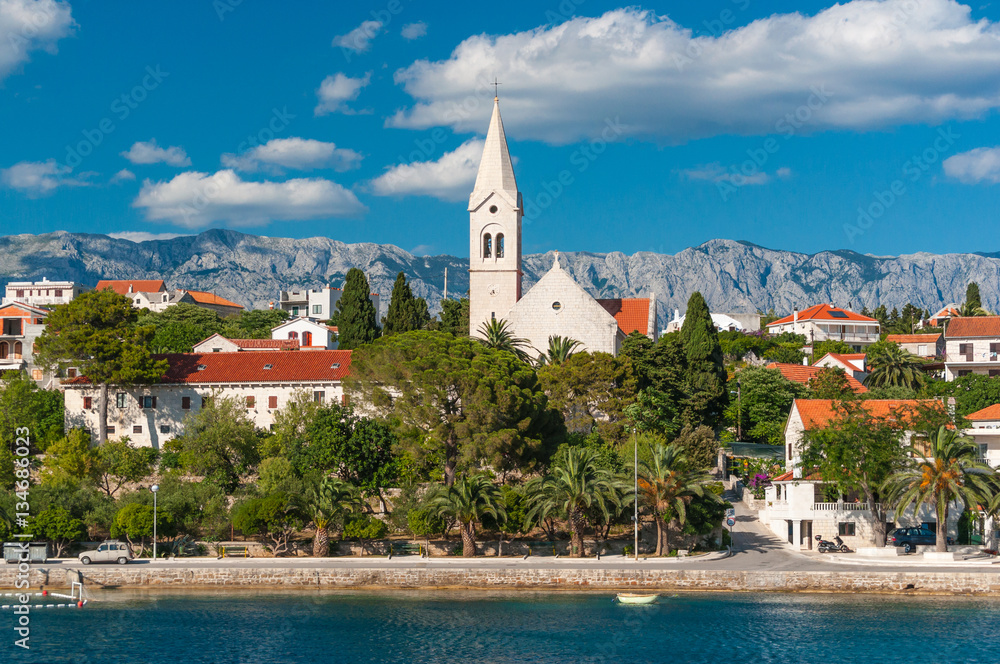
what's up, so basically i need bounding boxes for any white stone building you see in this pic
[64,349,351,449]
[885,333,944,359]
[943,317,1000,380]
[758,398,957,551]
[766,304,880,351]
[664,310,759,334]
[276,286,379,322]
[3,279,86,307]
[466,97,656,359]
[270,318,338,349]
[812,352,868,383]
[0,302,47,378]
[192,334,300,353]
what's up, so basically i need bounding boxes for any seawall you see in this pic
[5,566,1000,595]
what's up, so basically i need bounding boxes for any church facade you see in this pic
[468,98,658,360]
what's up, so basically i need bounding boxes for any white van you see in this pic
[78,540,134,565]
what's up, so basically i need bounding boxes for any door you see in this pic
[787,520,794,544]
[802,521,813,549]
[96,544,110,562]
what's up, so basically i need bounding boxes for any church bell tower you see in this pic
[468,96,522,337]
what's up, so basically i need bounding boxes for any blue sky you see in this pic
[1,0,999,259]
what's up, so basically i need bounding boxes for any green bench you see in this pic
[388,542,424,559]
[219,545,250,558]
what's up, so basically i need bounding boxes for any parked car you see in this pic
[78,540,133,565]
[886,527,936,553]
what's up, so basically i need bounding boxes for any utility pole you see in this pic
[737,379,742,442]
[444,267,448,300]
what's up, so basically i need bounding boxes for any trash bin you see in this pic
[3,542,48,564]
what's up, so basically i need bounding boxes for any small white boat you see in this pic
[615,593,659,605]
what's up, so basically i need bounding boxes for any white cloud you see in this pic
[681,163,784,186]
[368,139,484,201]
[401,22,427,40]
[110,169,136,183]
[132,169,367,229]
[409,244,434,256]
[315,72,371,115]
[0,0,75,82]
[332,20,382,53]
[121,140,192,167]
[390,2,1000,144]
[108,231,189,242]
[943,146,1000,184]
[221,137,362,173]
[1,159,89,196]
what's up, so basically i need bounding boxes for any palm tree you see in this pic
[864,342,926,390]
[426,474,505,557]
[524,447,630,557]
[476,318,531,362]
[883,426,997,553]
[305,477,360,557]
[639,442,718,556]
[536,335,583,367]
[957,301,991,317]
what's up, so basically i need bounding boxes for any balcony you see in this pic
[945,352,1000,365]
[812,502,882,512]
[278,291,310,304]
[810,330,881,344]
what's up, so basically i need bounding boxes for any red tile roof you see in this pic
[772,470,824,482]
[814,352,866,370]
[95,279,166,295]
[597,298,650,335]
[0,302,49,318]
[230,338,299,350]
[183,290,244,309]
[766,362,868,393]
[945,317,1000,338]
[793,398,943,430]
[886,334,941,345]
[768,304,877,327]
[966,404,1000,421]
[158,350,351,383]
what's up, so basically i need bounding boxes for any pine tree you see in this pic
[383,272,430,336]
[678,292,728,428]
[336,268,381,350]
[967,282,982,310]
[438,298,470,336]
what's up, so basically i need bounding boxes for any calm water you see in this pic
[6,590,1000,663]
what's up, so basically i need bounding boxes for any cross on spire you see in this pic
[492,77,501,100]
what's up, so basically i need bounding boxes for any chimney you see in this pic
[674,308,680,322]
[793,310,798,323]
[269,301,274,310]
[803,356,809,366]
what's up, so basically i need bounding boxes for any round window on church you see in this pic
[552,301,562,311]
[489,205,498,214]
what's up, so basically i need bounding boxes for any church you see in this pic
[467,96,658,360]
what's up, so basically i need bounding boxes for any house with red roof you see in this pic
[962,404,1000,467]
[812,352,868,382]
[766,304,880,352]
[943,316,1000,381]
[0,301,48,378]
[766,361,867,393]
[95,279,166,295]
[926,304,961,328]
[64,349,351,449]
[192,334,300,353]
[885,333,944,359]
[756,398,955,552]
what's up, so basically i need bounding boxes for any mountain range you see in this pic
[0,229,995,326]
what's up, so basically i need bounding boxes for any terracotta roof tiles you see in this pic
[793,398,943,430]
[95,279,166,295]
[967,404,1000,421]
[945,317,1000,338]
[597,298,650,336]
[886,334,941,344]
[768,304,877,327]
[183,290,244,309]
[766,362,868,393]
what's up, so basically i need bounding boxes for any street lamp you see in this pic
[736,379,742,442]
[151,484,159,561]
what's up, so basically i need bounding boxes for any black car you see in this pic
[886,527,936,553]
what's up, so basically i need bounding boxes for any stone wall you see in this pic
[7,566,1000,595]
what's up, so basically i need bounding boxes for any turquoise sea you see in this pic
[7,590,1000,663]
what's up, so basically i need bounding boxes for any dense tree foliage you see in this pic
[0,371,63,451]
[336,268,381,349]
[678,292,729,428]
[537,351,636,444]
[382,272,431,336]
[436,297,469,336]
[725,367,806,444]
[808,367,856,400]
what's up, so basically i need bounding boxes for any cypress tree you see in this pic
[967,282,982,310]
[336,268,380,349]
[678,291,728,428]
[383,272,430,336]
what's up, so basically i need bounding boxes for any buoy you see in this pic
[77,601,83,608]
[42,590,47,597]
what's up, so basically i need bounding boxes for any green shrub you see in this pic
[406,508,446,538]
[343,515,388,540]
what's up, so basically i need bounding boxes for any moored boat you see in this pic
[615,593,658,605]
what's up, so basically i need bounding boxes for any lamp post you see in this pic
[633,427,638,562]
[737,379,742,442]
[151,484,159,561]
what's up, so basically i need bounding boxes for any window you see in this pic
[263,364,274,370]
[491,312,495,321]
[160,425,170,434]
[958,370,972,377]
[268,396,278,409]
[83,396,93,409]
[483,233,492,258]
[289,331,299,341]
[292,306,299,317]
[2,319,21,335]
[552,301,562,311]
[838,522,856,537]
[313,391,325,403]
[182,396,191,410]
[116,393,127,408]
[246,396,256,408]
[489,205,498,214]
[302,331,312,346]
[54,289,62,297]
[133,425,142,434]
[15,290,23,298]
[67,368,77,378]
[106,426,116,435]
[918,344,928,356]
[140,396,157,409]
[496,233,505,258]
[0,342,6,360]
[212,348,222,353]
[31,369,42,380]
[991,370,1000,378]
[313,305,322,315]
[960,343,974,361]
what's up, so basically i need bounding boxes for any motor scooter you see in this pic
[815,534,850,553]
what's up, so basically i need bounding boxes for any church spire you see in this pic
[470,97,518,206]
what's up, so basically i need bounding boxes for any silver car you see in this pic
[78,540,133,565]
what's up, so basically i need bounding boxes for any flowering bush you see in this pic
[747,473,771,500]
